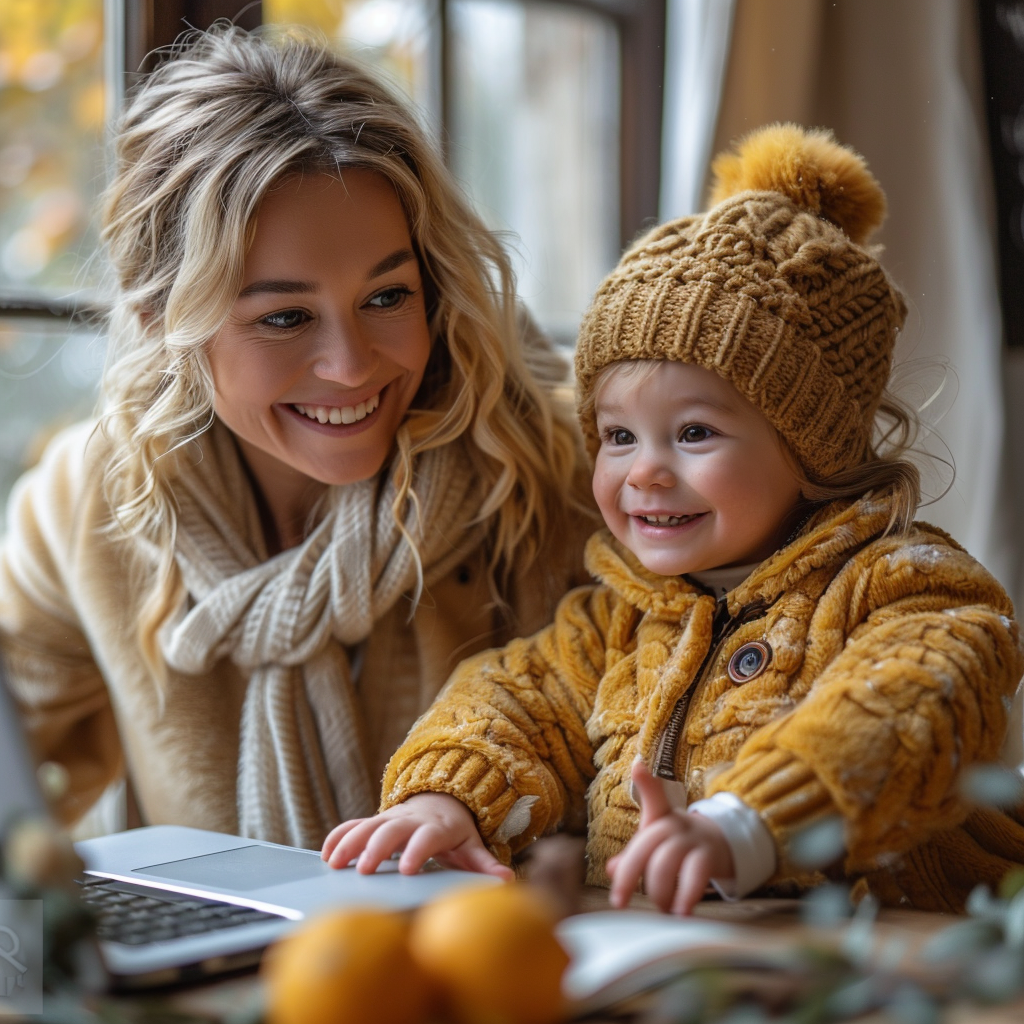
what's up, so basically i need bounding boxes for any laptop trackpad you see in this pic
[133,844,333,891]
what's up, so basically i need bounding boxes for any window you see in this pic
[0,0,109,504]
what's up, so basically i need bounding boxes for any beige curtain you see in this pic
[701,0,1024,762]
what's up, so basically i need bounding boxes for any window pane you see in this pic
[0,0,107,298]
[0,317,104,511]
[449,0,620,343]
[262,0,441,116]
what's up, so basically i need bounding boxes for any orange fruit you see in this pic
[409,882,569,1024]
[263,907,433,1024]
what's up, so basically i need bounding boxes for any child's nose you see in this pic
[626,451,676,489]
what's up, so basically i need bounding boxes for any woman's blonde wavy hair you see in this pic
[99,24,590,667]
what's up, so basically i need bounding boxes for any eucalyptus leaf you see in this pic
[823,976,878,1018]
[1005,888,1024,948]
[965,945,1024,1003]
[885,983,939,1024]
[841,896,879,967]
[920,918,1002,962]
[965,884,1007,922]
[800,884,852,928]
[790,816,845,870]
[959,764,1024,808]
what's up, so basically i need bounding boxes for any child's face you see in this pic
[592,361,805,576]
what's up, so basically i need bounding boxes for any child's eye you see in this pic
[367,286,413,309]
[260,309,309,330]
[680,425,713,443]
[608,428,636,446]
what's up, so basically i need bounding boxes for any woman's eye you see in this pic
[367,286,412,309]
[681,425,713,443]
[609,428,635,446]
[261,309,308,330]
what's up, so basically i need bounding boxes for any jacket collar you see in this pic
[584,491,895,616]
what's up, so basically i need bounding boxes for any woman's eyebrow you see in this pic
[368,247,417,279]
[238,279,318,298]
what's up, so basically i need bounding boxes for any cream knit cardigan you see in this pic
[0,420,579,848]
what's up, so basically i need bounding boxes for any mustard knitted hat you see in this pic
[575,123,907,480]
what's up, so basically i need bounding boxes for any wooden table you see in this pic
[134,891,1024,1023]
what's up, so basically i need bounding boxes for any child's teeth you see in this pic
[293,393,380,425]
[642,514,688,526]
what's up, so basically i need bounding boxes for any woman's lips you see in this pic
[292,391,381,425]
[282,388,385,434]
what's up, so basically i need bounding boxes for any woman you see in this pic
[0,25,592,850]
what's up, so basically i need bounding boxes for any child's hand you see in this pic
[320,792,514,880]
[607,760,734,915]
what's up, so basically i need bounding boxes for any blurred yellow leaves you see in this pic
[264,0,349,37]
[0,0,105,290]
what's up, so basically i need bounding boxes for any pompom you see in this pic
[708,123,886,244]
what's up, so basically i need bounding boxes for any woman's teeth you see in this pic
[294,393,380,425]
[639,513,697,526]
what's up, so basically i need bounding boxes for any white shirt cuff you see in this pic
[687,792,776,900]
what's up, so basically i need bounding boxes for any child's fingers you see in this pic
[643,837,690,912]
[321,817,368,860]
[447,840,516,880]
[608,821,673,908]
[670,847,713,916]
[325,818,382,868]
[398,822,462,875]
[631,760,673,828]
[356,817,418,874]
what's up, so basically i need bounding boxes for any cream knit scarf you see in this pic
[159,425,484,849]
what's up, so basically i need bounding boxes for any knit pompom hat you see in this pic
[575,123,907,480]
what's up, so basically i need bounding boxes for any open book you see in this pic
[556,910,780,1015]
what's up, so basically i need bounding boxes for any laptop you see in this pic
[0,667,494,989]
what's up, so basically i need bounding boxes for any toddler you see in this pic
[323,124,1024,914]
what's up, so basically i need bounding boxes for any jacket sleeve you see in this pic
[707,532,1024,883]
[380,583,616,861]
[0,424,123,826]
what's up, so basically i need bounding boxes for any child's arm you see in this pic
[705,535,1024,890]
[321,792,513,879]
[377,582,616,864]
[607,761,735,915]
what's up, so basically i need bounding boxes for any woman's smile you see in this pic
[288,390,382,428]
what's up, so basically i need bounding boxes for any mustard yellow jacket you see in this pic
[382,493,1024,912]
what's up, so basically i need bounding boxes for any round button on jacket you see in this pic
[727,640,772,683]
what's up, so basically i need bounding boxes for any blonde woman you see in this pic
[0,26,592,850]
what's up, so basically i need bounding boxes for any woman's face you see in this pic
[208,169,432,505]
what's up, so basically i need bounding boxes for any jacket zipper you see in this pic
[654,597,768,782]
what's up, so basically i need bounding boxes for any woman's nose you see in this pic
[626,449,676,489]
[312,320,379,386]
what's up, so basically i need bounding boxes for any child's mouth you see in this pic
[636,513,704,527]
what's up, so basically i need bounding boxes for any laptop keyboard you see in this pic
[76,877,285,946]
